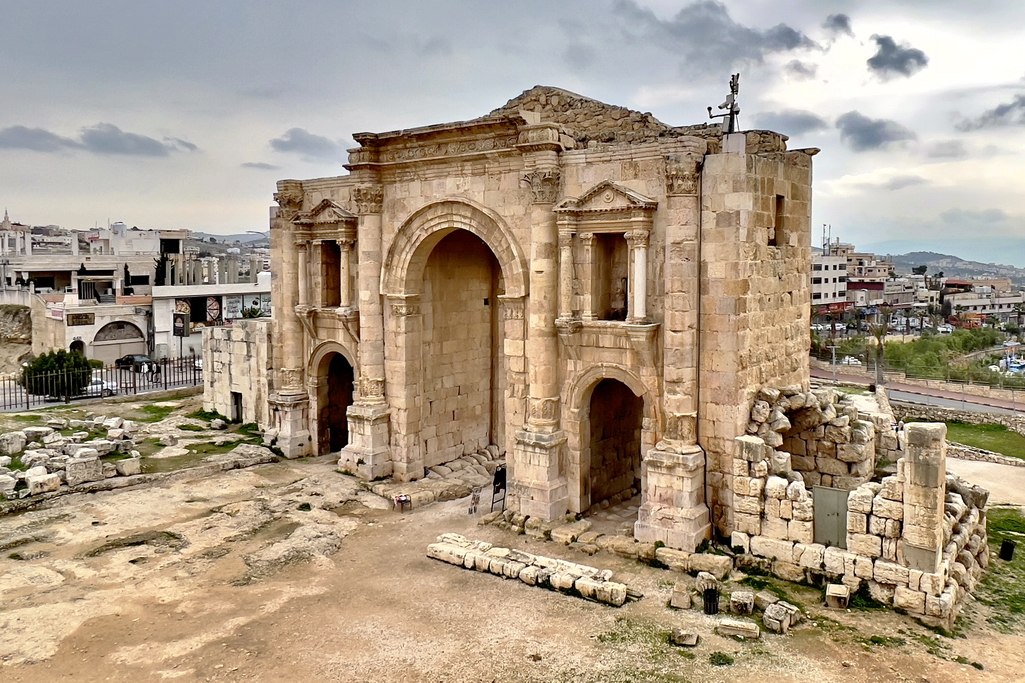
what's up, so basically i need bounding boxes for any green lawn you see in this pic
[945,422,1025,461]
[975,507,1025,632]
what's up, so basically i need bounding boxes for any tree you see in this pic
[21,350,91,398]
[912,265,928,276]
[867,304,892,386]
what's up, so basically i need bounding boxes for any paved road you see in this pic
[811,367,1024,415]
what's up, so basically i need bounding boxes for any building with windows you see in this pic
[206,86,816,551]
[810,252,848,314]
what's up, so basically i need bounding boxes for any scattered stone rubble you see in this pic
[0,416,142,501]
[426,533,632,607]
[480,508,734,579]
[369,447,503,508]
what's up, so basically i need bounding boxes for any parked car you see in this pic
[115,354,154,371]
[1002,340,1020,347]
[839,356,862,366]
[46,377,117,401]
[194,357,204,370]
[937,324,954,335]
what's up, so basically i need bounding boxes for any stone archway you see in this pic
[91,320,146,364]
[586,379,644,508]
[381,199,527,479]
[69,340,85,355]
[563,365,655,515]
[309,348,354,455]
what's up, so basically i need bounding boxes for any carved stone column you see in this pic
[558,230,574,319]
[625,229,649,322]
[339,184,392,479]
[339,237,354,309]
[512,164,568,520]
[633,151,710,549]
[577,232,596,320]
[296,240,309,307]
[380,295,422,480]
[268,180,312,458]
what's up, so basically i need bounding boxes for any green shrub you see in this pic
[20,350,91,397]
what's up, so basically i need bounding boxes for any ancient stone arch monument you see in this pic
[262,85,818,552]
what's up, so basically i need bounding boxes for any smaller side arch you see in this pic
[307,340,359,381]
[564,363,653,422]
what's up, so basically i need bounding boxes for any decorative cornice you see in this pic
[352,185,384,214]
[522,169,561,204]
[515,124,566,154]
[665,154,702,196]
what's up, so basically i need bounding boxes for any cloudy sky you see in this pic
[2,1,1024,265]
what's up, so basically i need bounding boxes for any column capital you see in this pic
[273,181,304,221]
[338,236,356,251]
[625,229,650,249]
[358,376,386,403]
[664,153,702,196]
[577,231,595,246]
[295,239,310,251]
[522,169,561,204]
[352,185,383,214]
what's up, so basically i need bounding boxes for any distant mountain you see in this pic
[191,231,268,245]
[890,251,1025,286]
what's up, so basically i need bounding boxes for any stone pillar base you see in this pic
[634,444,711,552]
[339,402,393,480]
[268,391,312,459]
[511,428,568,520]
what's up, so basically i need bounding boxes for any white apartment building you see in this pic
[811,252,848,312]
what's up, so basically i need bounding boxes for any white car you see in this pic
[839,356,862,366]
[1003,340,1019,347]
[937,324,954,334]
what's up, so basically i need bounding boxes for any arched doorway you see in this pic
[315,352,354,454]
[585,378,643,510]
[420,230,502,467]
[91,320,146,364]
[69,340,85,355]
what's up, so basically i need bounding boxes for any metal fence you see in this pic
[1,356,204,411]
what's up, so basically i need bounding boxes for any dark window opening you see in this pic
[769,194,785,247]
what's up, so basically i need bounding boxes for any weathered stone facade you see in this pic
[260,86,816,551]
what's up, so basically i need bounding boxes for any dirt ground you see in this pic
[2,455,1024,683]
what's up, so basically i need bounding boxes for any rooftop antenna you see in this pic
[708,73,740,133]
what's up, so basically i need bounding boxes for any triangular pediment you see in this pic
[554,181,657,214]
[293,199,357,226]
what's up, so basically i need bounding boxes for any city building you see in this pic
[810,251,848,314]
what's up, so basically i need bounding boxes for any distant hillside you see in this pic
[891,251,1025,286]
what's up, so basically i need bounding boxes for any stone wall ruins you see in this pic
[203,319,272,429]
[726,386,989,628]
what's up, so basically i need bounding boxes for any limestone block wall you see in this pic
[698,140,814,537]
[730,422,989,629]
[203,320,272,428]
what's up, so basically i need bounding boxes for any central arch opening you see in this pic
[587,378,643,510]
[420,230,503,467]
[317,352,354,454]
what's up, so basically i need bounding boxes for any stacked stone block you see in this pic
[426,533,629,606]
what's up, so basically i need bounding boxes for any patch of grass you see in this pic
[737,575,796,604]
[187,409,228,422]
[187,440,243,456]
[975,506,1025,632]
[134,437,163,458]
[835,385,869,395]
[10,413,42,423]
[6,456,27,471]
[134,404,177,423]
[593,616,695,676]
[709,651,735,666]
[945,422,1025,461]
[861,634,906,648]
[848,584,886,610]
[178,424,207,432]
[238,422,262,437]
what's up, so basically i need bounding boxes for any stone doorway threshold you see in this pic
[582,494,640,537]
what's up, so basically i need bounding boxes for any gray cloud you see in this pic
[241,161,280,170]
[0,125,80,152]
[0,123,195,156]
[416,36,451,57]
[823,14,853,37]
[880,175,927,191]
[751,109,829,135]
[269,128,345,160]
[611,0,817,74]
[955,94,1025,131]
[564,42,597,71]
[836,111,916,151]
[941,208,1007,225]
[925,140,968,159]
[784,59,817,79]
[867,35,928,79]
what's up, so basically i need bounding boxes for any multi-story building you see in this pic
[810,252,848,314]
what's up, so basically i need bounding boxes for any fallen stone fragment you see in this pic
[669,629,699,647]
[729,590,755,615]
[715,617,760,640]
[669,582,692,609]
